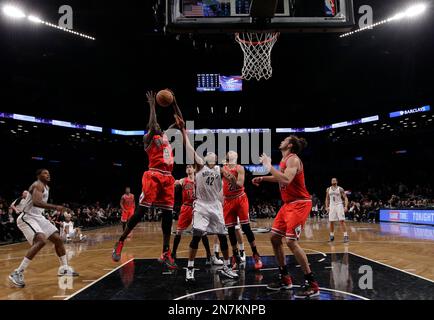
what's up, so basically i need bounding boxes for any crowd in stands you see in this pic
[1,182,433,244]
[0,195,123,244]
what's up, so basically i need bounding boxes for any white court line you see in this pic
[349,252,434,284]
[174,284,369,300]
[259,268,278,271]
[82,280,98,282]
[66,258,134,300]
[53,295,69,298]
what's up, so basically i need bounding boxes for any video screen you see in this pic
[196,74,242,92]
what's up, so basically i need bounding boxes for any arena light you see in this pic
[0,112,103,132]
[2,4,25,18]
[405,3,427,17]
[28,15,42,23]
[2,4,95,40]
[340,3,428,38]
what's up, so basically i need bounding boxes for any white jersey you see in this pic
[22,183,49,217]
[63,221,74,234]
[328,186,344,207]
[195,165,222,202]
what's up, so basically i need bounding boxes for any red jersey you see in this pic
[279,154,310,203]
[145,133,174,173]
[223,165,245,198]
[181,177,195,206]
[121,193,135,211]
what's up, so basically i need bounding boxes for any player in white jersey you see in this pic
[61,213,86,243]
[9,169,79,288]
[325,178,349,242]
[176,115,238,283]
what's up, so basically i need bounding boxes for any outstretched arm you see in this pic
[176,115,204,171]
[171,93,184,121]
[144,91,161,148]
[260,154,299,185]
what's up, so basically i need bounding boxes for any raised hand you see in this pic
[259,153,272,170]
[146,91,156,104]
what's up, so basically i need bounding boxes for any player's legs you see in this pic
[329,206,336,241]
[160,209,173,253]
[235,226,245,262]
[224,200,240,258]
[286,239,319,298]
[201,235,212,260]
[172,205,192,259]
[112,205,148,262]
[48,232,79,276]
[340,220,349,242]
[9,233,47,288]
[240,223,262,269]
[172,233,182,259]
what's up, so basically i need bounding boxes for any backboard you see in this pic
[166,0,355,33]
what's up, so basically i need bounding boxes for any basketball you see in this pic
[156,89,174,107]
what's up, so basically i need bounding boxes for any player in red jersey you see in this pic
[120,187,135,231]
[171,165,223,266]
[253,136,320,299]
[222,151,262,270]
[112,91,183,269]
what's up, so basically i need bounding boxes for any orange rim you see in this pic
[235,32,279,46]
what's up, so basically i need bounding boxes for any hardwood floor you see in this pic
[0,219,433,300]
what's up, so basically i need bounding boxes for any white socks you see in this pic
[239,243,245,251]
[59,255,68,267]
[224,259,230,267]
[18,257,31,272]
[330,232,334,236]
[188,260,194,268]
[214,243,220,254]
[344,232,348,237]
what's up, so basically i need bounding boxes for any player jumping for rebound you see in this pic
[222,151,262,270]
[9,169,78,288]
[120,187,135,231]
[326,178,349,243]
[171,165,223,266]
[175,115,238,283]
[112,91,183,269]
[253,136,320,298]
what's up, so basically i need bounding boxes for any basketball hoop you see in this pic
[235,32,279,81]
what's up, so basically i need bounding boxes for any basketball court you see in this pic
[1,0,433,305]
[1,220,433,300]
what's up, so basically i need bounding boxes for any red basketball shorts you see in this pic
[139,170,175,211]
[271,200,312,240]
[121,208,135,222]
[223,193,250,227]
[177,205,193,232]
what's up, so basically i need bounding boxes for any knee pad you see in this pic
[241,223,255,243]
[161,209,173,235]
[189,235,201,250]
[217,234,229,252]
[227,226,237,246]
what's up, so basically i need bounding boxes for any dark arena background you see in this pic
[0,0,433,311]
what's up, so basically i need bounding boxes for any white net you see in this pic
[235,32,279,81]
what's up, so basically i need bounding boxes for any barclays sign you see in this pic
[389,105,431,118]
